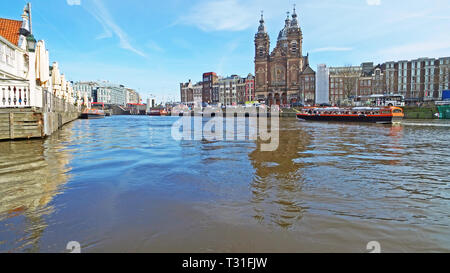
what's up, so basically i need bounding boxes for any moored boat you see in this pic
[148,109,169,116]
[296,107,404,124]
[148,109,162,116]
[81,109,106,119]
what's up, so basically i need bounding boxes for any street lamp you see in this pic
[26,34,36,52]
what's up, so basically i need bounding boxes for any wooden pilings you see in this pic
[0,108,80,141]
[0,109,43,140]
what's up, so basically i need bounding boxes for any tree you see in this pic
[340,65,360,100]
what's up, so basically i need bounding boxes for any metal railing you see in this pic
[42,89,80,113]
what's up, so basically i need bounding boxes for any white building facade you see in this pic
[315,64,329,105]
[0,9,40,109]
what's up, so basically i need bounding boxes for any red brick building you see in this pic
[299,60,315,105]
[202,72,218,104]
[180,79,193,104]
[384,58,450,102]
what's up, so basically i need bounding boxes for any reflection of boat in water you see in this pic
[81,109,106,119]
[297,107,404,124]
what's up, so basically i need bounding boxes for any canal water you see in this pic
[0,116,449,253]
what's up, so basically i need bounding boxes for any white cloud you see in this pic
[378,39,450,60]
[146,41,165,53]
[179,0,255,31]
[366,0,381,6]
[310,47,353,53]
[67,0,81,5]
[84,0,146,57]
[216,40,240,74]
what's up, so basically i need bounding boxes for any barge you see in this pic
[80,109,106,119]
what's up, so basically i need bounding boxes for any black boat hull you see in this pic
[81,114,105,119]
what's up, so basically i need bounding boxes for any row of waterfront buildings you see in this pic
[316,58,450,106]
[180,73,255,106]
[72,81,141,106]
[181,8,450,106]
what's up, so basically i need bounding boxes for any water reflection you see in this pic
[249,119,311,229]
[0,128,73,252]
[0,116,449,252]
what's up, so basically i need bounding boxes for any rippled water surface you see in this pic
[0,116,449,252]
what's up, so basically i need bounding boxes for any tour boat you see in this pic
[296,107,404,124]
[148,109,169,116]
[148,109,161,116]
[80,109,106,119]
[148,109,163,116]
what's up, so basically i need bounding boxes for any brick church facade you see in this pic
[254,7,309,106]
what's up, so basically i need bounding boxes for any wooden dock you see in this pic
[0,108,81,141]
[0,108,43,140]
[0,89,81,141]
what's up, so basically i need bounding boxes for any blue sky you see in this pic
[2,0,450,102]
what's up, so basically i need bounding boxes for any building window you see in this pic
[0,43,4,63]
[291,42,297,54]
[258,47,264,57]
[5,46,14,66]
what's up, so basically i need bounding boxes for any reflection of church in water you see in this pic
[254,6,310,105]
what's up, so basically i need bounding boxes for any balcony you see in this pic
[0,83,43,108]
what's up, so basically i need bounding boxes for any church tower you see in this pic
[254,6,306,105]
[254,12,269,98]
[286,6,303,91]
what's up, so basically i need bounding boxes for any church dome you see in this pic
[278,28,288,40]
[277,12,291,41]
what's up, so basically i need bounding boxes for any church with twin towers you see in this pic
[254,6,311,106]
